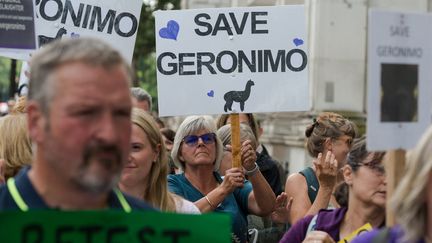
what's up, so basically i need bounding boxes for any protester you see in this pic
[131,87,152,112]
[0,38,153,210]
[160,127,177,174]
[217,113,283,195]
[119,108,199,213]
[168,115,276,243]
[351,125,432,243]
[280,136,386,243]
[285,112,357,225]
[218,123,293,242]
[0,112,32,183]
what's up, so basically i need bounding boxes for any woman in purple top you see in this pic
[280,136,386,243]
[352,126,432,243]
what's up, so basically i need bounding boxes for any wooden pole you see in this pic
[384,149,406,227]
[230,113,242,168]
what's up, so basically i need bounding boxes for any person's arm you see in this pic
[241,140,276,216]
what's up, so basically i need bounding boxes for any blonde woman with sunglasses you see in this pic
[168,115,275,243]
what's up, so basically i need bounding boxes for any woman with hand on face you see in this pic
[119,108,199,213]
[280,136,386,243]
[285,112,357,225]
[168,115,276,243]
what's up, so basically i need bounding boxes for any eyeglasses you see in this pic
[182,133,216,147]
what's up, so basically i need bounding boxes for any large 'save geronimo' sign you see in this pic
[155,5,309,117]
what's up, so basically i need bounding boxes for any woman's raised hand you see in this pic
[313,151,338,190]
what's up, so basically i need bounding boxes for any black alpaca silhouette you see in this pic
[223,80,255,112]
[38,27,67,47]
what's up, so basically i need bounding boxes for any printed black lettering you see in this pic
[55,226,74,243]
[197,52,216,74]
[22,224,44,243]
[179,53,196,75]
[89,6,115,34]
[238,50,256,73]
[216,50,237,73]
[162,230,190,243]
[286,48,307,72]
[212,13,233,36]
[107,227,128,243]
[137,227,155,243]
[229,12,248,35]
[39,0,62,21]
[81,4,92,28]
[264,50,286,72]
[194,13,212,36]
[114,12,138,37]
[157,52,177,75]
[251,12,268,34]
[79,226,102,243]
[61,0,84,27]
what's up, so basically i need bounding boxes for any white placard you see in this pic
[155,5,309,117]
[367,9,432,150]
[0,0,142,62]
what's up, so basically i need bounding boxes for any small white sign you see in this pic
[0,0,142,62]
[367,9,432,150]
[155,5,309,117]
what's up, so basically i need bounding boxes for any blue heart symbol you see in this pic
[71,32,80,39]
[293,38,304,46]
[159,20,180,40]
[207,90,214,97]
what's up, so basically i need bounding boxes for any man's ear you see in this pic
[342,164,354,186]
[27,101,46,143]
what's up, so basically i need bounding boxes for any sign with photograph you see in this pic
[155,5,309,117]
[367,9,432,150]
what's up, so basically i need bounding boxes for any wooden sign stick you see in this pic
[384,149,406,227]
[230,113,242,168]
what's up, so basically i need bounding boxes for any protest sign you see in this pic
[0,210,231,242]
[155,5,308,117]
[0,0,37,53]
[367,9,432,150]
[0,0,142,62]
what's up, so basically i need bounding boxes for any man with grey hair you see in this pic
[130,87,152,112]
[0,38,153,211]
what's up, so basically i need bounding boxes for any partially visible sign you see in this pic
[0,211,231,242]
[0,0,142,62]
[0,0,37,53]
[367,9,432,150]
[155,5,308,117]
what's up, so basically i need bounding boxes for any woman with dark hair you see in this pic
[280,136,386,243]
[285,112,357,225]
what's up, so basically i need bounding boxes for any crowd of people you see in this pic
[0,37,430,243]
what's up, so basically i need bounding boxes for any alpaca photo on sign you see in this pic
[38,27,67,47]
[223,79,254,112]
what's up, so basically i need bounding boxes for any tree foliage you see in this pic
[133,0,180,112]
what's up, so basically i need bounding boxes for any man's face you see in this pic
[37,62,132,193]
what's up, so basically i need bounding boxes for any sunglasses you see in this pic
[182,133,216,147]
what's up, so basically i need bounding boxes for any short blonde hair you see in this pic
[0,113,32,179]
[171,116,224,171]
[217,123,257,150]
[391,125,432,242]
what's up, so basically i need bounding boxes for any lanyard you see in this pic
[7,178,131,212]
